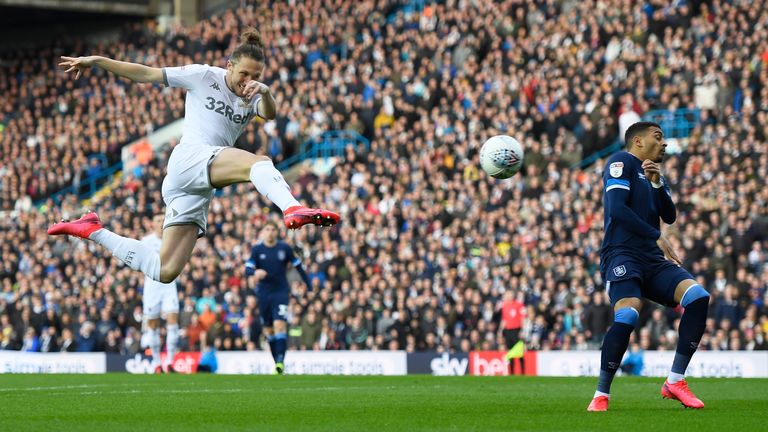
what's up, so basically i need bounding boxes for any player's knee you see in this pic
[681,284,709,308]
[159,267,180,284]
[614,297,642,313]
[614,307,639,326]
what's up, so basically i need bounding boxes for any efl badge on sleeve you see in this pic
[609,162,624,178]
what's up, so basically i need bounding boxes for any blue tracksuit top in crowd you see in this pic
[245,241,299,295]
[599,151,676,266]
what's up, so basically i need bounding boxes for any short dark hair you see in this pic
[624,121,662,148]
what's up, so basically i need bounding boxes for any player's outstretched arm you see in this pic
[59,56,164,84]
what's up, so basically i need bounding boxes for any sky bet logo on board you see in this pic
[430,352,469,376]
[406,352,468,375]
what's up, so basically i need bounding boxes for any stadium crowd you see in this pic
[1,0,767,356]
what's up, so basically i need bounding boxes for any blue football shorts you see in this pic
[258,291,289,327]
[602,254,694,307]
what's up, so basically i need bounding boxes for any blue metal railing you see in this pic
[276,130,370,171]
[39,131,368,206]
[572,138,623,169]
[35,154,117,206]
[39,160,123,206]
[643,108,700,139]
[574,108,701,169]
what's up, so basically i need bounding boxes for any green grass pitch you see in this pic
[1,375,766,431]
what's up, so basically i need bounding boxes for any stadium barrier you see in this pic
[407,352,469,376]
[533,351,768,378]
[468,351,538,376]
[215,351,407,375]
[0,352,106,374]
[4,351,767,377]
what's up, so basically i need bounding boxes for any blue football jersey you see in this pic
[599,151,676,266]
[245,241,300,294]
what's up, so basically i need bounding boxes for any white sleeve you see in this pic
[163,64,209,90]
[253,95,264,117]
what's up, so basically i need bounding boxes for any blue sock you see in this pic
[267,336,277,363]
[597,307,638,394]
[274,333,287,364]
[672,289,709,375]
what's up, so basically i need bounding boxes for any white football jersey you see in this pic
[140,232,163,253]
[163,64,262,147]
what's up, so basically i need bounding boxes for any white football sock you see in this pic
[249,160,300,212]
[90,229,161,281]
[140,330,150,349]
[150,328,161,368]
[667,371,685,384]
[166,324,179,366]
[594,390,610,399]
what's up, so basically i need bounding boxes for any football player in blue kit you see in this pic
[245,221,311,374]
[588,122,710,411]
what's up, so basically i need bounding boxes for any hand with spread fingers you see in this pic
[59,56,98,79]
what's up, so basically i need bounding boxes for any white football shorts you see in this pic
[161,141,228,237]
[142,278,180,319]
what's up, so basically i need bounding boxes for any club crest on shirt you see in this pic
[609,162,624,178]
[278,250,286,261]
[613,265,627,277]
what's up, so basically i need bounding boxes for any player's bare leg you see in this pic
[158,225,198,282]
[48,216,197,283]
[209,148,340,229]
[661,279,709,409]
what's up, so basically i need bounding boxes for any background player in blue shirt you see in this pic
[587,122,710,412]
[245,221,311,374]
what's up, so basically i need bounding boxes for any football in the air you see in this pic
[479,135,524,179]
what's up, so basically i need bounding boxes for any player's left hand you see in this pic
[657,233,683,266]
[242,80,269,102]
[642,159,661,184]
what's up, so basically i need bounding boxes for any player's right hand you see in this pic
[642,159,661,184]
[254,269,267,280]
[59,56,97,79]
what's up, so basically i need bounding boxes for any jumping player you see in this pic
[48,29,340,287]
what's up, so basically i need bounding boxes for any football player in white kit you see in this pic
[48,29,340,287]
[140,213,180,373]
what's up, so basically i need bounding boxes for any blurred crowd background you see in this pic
[1,0,766,356]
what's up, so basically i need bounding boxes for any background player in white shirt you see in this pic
[140,213,180,373]
[49,29,340,286]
